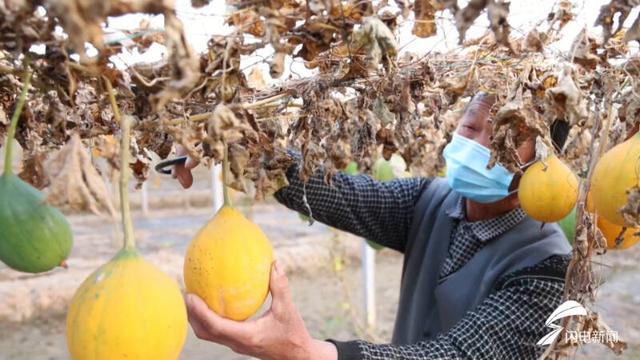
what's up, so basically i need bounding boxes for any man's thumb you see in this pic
[269,261,292,305]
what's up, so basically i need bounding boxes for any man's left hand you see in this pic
[185,261,338,360]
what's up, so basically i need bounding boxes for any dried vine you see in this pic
[1,0,639,357]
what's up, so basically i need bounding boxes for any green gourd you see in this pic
[557,207,576,245]
[0,70,73,273]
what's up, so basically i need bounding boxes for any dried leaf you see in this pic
[17,150,48,189]
[351,17,397,71]
[228,142,250,191]
[191,0,211,8]
[569,29,600,69]
[455,0,488,44]
[91,134,120,168]
[439,71,470,103]
[544,65,588,127]
[547,0,574,29]
[375,127,397,160]
[578,313,628,355]
[205,104,256,159]
[412,0,437,38]
[490,86,546,172]
[487,0,513,51]
[151,13,201,109]
[44,133,116,217]
[227,9,265,37]
[47,0,168,60]
[595,0,639,44]
[247,67,268,90]
[524,29,545,53]
[372,97,395,126]
[270,52,286,79]
[621,185,640,227]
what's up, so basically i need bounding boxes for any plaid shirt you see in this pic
[274,156,570,360]
[440,199,527,279]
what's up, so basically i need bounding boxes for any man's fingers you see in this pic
[269,261,294,315]
[185,156,199,170]
[177,168,194,189]
[185,294,255,343]
[187,306,212,341]
[186,293,226,337]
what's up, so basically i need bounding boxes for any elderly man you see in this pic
[173,92,572,360]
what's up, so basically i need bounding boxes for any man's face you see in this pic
[456,100,535,167]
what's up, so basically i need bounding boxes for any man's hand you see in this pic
[171,145,199,189]
[185,261,338,360]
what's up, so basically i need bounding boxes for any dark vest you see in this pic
[392,178,571,344]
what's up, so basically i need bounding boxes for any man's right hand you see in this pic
[172,145,200,189]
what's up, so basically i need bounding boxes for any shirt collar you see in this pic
[447,198,526,242]
[446,197,466,219]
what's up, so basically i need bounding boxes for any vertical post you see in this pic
[362,240,376,329]
[211,163,224,212]
[141,181,149,217]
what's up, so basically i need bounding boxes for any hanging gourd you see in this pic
[66,88,187,359]
[518,155,579,222]
[597,216,640,250]
[0,69,73,273]
[591,133,640,227]
[184,139,274,321]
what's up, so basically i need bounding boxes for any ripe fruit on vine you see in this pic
[591,134,640,227]
[66,249,188,359]
[184,143,274,321]
[518,155,578,223]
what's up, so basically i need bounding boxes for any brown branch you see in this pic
[539,90,617,360]
[167,92,292,124]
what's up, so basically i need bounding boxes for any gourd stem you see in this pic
[119,115,136,251]
[4,68,32,175]
[222,140,232,207]
[105,77,136,251]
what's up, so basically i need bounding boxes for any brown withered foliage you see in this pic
[44,133,116,217]
[0,1,639,356]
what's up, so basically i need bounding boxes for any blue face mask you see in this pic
[443,133,515,204]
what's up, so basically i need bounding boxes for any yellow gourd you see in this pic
[184,143,274,321]
[66,250,188,359]
[597,216,640,250]
[518,155,579,222]
[66,114,187,359]
[591,134,640,227]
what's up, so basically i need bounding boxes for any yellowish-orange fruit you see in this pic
[586,191,595,213]
[591,134,640,226]
[519,155,579,222]
[597,216,640,250]
[184,206,274,321]
[66,249,188,359]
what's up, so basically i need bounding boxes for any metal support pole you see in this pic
[212,164,224,212]
[362,240,376,329]
[141,181,149,217]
